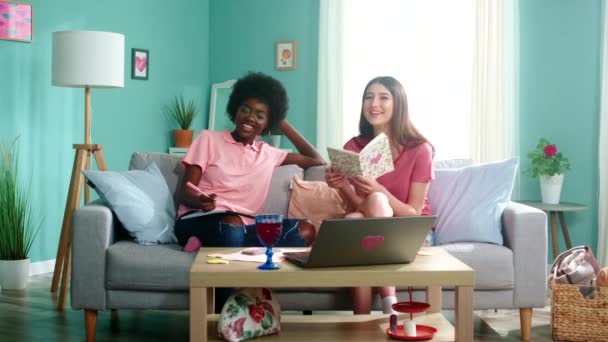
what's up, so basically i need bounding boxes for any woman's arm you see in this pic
[177,165,217,212]
[279,120,326,168]
[325,166,363,210]
[337,185,364,211]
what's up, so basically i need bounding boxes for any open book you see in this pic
[327,133,394,179]
[180,209,255,221]
[180,182,256,220]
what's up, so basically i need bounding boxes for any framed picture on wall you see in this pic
[276,40,297,70]
[131,48,149,80]
[0,1,33,43]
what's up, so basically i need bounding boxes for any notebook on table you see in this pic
[283,216,436,268]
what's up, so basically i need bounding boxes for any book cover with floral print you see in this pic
[327,133,394,179]
[218,288,280,341]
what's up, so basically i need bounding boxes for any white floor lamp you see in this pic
[51,31,124,309]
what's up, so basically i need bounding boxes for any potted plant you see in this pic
[165,95,199,147]
[525,137,571,204]
[0,138,41,290]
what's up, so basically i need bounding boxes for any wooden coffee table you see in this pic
[190,247,475,341]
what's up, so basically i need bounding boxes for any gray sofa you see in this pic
[71,152,547,340]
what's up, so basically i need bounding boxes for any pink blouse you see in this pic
[344,136,434,215]
[178,130,288,224]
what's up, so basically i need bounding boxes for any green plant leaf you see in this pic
[0,138,41,260]
[164,95,199,130]
[523,138,570,178]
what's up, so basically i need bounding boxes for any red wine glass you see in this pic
[255,214,283,270]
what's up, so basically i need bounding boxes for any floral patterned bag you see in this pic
[217,288,281,342]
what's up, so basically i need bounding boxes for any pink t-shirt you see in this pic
[177,130,288,225]
[343,136,435,215]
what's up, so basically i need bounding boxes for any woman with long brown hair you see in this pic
[325,76,435,314]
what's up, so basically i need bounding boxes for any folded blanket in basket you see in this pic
[549,245,600,298]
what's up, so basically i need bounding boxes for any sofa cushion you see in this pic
[434,159,474,169]
[83,162,177,245]
[428,158,518,245]
[303,166,326,182]
[129,152,184,207]
[261,164,303,216]
[287,176,351,230]
[107,241,194,291]
[440,242,514,290]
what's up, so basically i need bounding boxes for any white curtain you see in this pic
[318,0,518,164]
[317,0,346,159]
[597,2,608,267]
[469,0,519,164]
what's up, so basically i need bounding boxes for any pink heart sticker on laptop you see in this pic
[361,235,384,251]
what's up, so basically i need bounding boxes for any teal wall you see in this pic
[519,0,603,260]
[0,0,210,262]
[209,0,320,148]
[1,0,604,265]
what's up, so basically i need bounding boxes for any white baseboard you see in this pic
[30,259,55,276]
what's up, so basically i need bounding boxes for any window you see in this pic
[318,0,518,193]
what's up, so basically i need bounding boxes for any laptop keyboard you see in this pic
[284,251,310,264]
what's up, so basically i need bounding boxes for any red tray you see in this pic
[386,324,437,341]
[392,301,430,313]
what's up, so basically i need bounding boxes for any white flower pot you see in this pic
[540,174,564,204]
[0,258,30,290]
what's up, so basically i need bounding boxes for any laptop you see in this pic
[283,216,436,268]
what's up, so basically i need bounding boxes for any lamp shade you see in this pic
[52,31,124,88]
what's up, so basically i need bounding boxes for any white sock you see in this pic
[381,295,398,314]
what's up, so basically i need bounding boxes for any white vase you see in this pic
[0,258,30,290]
[540,174,564,204]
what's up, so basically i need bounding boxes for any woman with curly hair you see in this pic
[174,72,324,311]
[174,72,324,251]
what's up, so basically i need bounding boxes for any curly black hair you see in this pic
[226,72,288,135]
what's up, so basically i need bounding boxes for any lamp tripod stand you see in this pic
[50,87,108,309]
[51,30,124,310]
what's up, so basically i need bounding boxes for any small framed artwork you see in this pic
[131,48,149,80]
[0,1,33,43]
[276,40,297,70]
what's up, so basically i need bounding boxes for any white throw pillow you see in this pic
[428,158,518,245]
[82,162,177,245]
[434,158,474,169]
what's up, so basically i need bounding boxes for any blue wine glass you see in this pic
[255,214,283,270]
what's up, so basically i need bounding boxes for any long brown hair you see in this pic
[359,76,434,155]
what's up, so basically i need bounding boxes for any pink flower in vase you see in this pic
[544,144,557,157]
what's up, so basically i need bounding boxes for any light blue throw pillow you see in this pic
[428,158,519,245]
[82,162,177,245]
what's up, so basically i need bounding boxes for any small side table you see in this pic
[516,201,587,258]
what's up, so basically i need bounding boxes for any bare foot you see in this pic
[183,236,202,253]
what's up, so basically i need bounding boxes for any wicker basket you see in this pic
[551,282,608,341]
